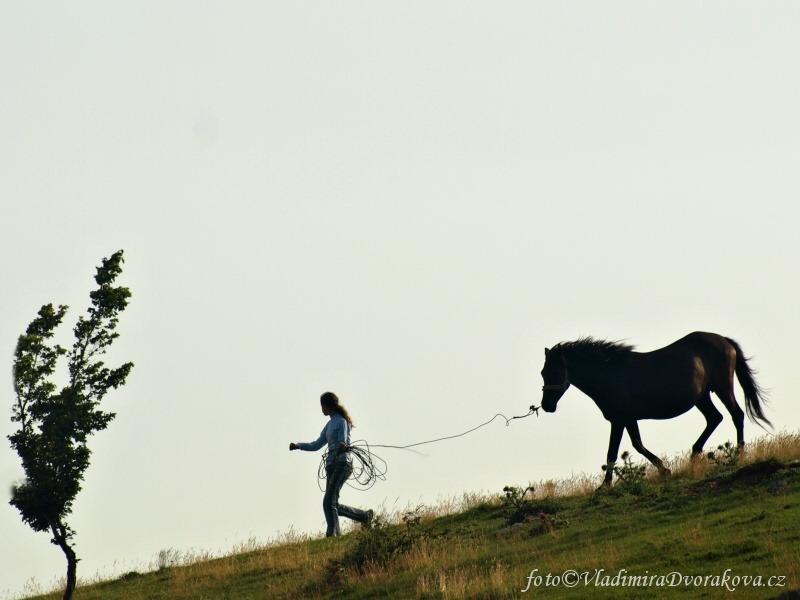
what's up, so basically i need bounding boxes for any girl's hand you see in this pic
[289,443,299,450]
[338,442,347,452]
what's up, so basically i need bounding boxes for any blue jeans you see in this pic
[323,460,369,537]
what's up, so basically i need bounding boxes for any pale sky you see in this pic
[2,2,800,597]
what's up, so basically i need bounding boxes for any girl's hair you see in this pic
[320,391,354,428]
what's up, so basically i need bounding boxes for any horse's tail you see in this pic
[726,337,772,428]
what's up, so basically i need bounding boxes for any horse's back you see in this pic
[674,332,736,366]
[648,332,735,360]
[627,332,732,384]
[636,332,736,393]
[669,331,730,349]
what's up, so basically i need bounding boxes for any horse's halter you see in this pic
[542,354,570,393]
[542,370,570,392]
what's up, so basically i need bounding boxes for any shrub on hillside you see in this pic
[328,507,441,580]
[610,451,648,494]
[501,484,564,526]
[707,441,743,472]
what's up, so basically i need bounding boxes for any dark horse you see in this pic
[540,332,771,486]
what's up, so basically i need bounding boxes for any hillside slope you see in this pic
[26,434,800,599]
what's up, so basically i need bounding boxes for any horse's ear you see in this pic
[545,347,550,357]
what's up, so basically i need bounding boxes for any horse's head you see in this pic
[541,345,570,413]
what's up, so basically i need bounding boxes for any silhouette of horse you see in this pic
[539,332,771,486]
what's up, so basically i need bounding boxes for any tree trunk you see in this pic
[50,521,78,600]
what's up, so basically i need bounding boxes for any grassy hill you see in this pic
[26,432,800,599]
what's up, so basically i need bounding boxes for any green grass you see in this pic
[24,432,800,599]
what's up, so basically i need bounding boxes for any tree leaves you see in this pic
[8,250,133,568]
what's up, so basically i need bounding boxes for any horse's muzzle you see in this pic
[541,399,557,413]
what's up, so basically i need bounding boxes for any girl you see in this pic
[290,392,374,536]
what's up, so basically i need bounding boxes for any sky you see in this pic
[2,2,800,597]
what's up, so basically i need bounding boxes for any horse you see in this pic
[539,332,771,486]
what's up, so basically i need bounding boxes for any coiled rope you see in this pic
[319,440,388,491]
[318,405,540,491]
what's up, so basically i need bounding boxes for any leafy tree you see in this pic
[9,250,133,600]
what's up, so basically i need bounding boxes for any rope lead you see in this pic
[317,405,540,491]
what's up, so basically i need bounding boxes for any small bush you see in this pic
[333,507,438,575]
[707,441,743,470]
[611,451,648,494]
[501,484,563,526]
[501,484,535,523]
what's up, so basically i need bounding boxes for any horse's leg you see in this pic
[602,422,625,486]
[692,393,724,456]
[713,348,747,447]
[716,387,746,447]
[626,421,670,476]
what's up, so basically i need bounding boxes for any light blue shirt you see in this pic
[296,413,351,465]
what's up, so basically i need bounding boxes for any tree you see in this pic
[9,250,134,600]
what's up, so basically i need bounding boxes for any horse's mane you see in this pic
[555,337,635,361]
